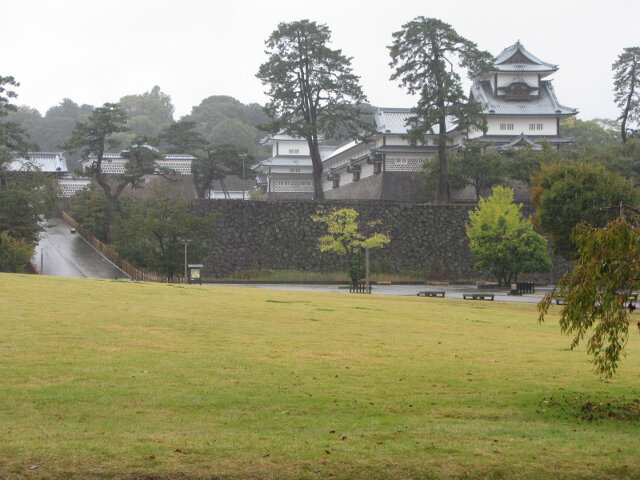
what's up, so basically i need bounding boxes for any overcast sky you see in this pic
[4,0,639,121]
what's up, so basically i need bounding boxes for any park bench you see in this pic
[417,290,445,298]
[463,293,494,301]
[555,293,638,306]
[349,282,372,294]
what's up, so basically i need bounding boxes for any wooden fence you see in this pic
[61,211,184,283]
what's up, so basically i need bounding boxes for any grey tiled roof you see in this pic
[471,80,577,116]
[209,175,255,191]
[89,151,196,161]
[494,41,558,73]
[372,145,440,154]
[256,155,312,167]
[9,152,68,173]
[374,108,457,134]
[474,134,574,145]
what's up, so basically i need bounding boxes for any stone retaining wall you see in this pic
[193,200,486,279]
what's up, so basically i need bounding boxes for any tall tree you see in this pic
[61,104,158,242]
[257,19,373,200]
[613,47,640,143]
[388,17,493,202]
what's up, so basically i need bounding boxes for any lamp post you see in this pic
[239,153,248,200]
[183,240,191,282]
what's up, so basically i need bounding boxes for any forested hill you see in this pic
[7,87,272,170]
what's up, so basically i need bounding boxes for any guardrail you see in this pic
[61,211,184,283]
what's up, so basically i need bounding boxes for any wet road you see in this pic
[207,282,553,303]
[33,217,129,279]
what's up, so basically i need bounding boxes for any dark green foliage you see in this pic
[160,120,249,199]
[531,162,637,259]
[539,214,640,376]
[61,104,159,242]
[502,143,559,185]
[68,185,109,242]
[559,117,621,148]
[348,253,381,284]
[158,120,206,153]
[111,188,218,280]
[182,96,269,158]
[423,141,504,200]
[257,20,373,200]
[0,75,56,271]
[70,186,218,280]
[389,17,493,202]
[612,47,640,143]
[0,231,33,273]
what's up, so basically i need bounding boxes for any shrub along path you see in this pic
[1,274,639,479]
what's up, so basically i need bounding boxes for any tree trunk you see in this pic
[436,115,448,203]
[621,60,637,144]
[308,137,325,201]
[105,198,115,244]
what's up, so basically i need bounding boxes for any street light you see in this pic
[239,153,248,200]
[183,240,191,282]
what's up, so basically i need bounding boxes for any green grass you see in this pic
[1,273,640,479]
[214,268,434,283]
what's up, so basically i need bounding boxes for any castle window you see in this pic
[500,123,514,131]
[289,168,300,173]
[332,176,340,189]
[288,148,299,154]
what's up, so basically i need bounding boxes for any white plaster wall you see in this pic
[360,162,375,180]
[269,165,313,174]
[271,139,310,156]
[486,116,557,135]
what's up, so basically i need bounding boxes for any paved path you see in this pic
[207,282,552,304]
[33,217,128,279]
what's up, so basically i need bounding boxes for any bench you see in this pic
[417,290,445,298]
[556,293,638,306]
[463,293,495,301]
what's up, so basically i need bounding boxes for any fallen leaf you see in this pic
[29,465,39,470]
[325,449,331,454]
[341,435,347,440]
[148,455,155,460]
[329,430,335,434]
[261,452,270,458]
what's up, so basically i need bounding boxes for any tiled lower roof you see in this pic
[475,134,573,144]
[471,80,577,116]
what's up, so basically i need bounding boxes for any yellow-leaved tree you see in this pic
[311,208,390,284]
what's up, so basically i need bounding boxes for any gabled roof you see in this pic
[499,77,539,89]
[254,156,313,168]
[496,133,542,151]
[374,107,457,135]
[260,133,327,145]
[494,41,558,74]
[471,80,577,116]
[8,152,68,173]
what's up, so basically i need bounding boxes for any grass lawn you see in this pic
[1,273,640,479]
